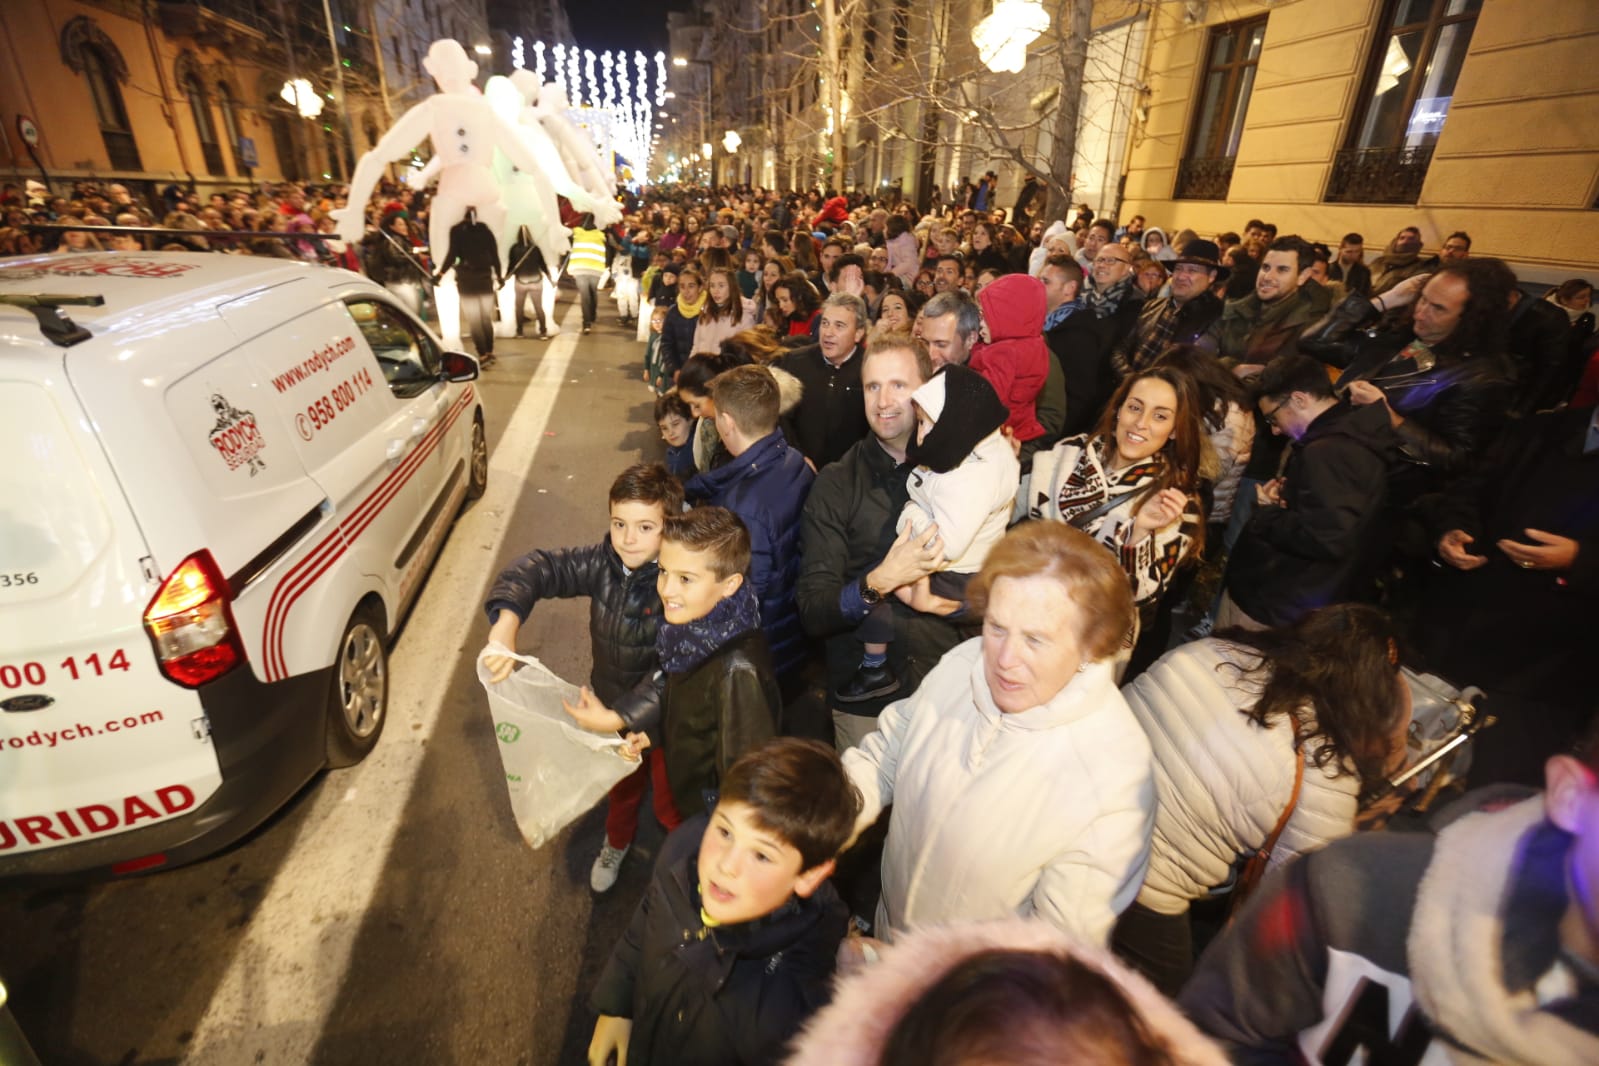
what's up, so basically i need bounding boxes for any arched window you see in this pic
[61,16,142,171]
[177,55,225,175]
[217,82,244,174]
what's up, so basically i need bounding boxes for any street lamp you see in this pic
[672,52,715,184]
[972,0,1050,74]
[281,78,324,118]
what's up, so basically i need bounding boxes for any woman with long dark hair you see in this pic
[1113,603,1413,994]
[1027,366,1207,630]
[1152,345,1254,530]
[772,271,822,338]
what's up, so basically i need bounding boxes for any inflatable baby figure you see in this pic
[333,39,548,268]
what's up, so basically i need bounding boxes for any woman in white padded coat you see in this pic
[1112,603,1413,995]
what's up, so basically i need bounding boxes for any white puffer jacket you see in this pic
[1122,639,1361,916]
[844,638,1155,947]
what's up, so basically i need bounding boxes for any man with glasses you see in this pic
[1217,354,1399,630]
[1112,239,1229,381]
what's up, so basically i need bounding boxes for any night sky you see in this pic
[565,0,682,56]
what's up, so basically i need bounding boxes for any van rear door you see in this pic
[0,355,221,858]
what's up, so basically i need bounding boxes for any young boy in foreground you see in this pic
[482,463,685,892]
[564,505,781,819]
[588,738,862,1066]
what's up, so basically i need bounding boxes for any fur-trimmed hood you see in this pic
[784,918,1229,1065]
[1409,795,1599,1064]
[769,363,804,416]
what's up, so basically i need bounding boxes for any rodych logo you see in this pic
[207,393,267,476]
[495,722,521,744]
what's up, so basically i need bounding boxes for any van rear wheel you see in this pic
[326,604,388,768]
[466,416,488,500]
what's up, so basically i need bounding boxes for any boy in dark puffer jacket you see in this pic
[682,366,815,689]
[589,738,860,1066]
[483,463,685,893]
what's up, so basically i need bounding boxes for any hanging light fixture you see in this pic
[971,0,1051,74]
[280,78,324,118]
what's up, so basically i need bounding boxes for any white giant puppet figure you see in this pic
[506,71,623,226]
[482,75,571,336]
[520,76,622,220]
[332,40,551,344]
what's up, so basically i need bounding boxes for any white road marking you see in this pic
[182,308,582,1063]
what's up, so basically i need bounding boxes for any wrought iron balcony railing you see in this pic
[1174,156,1235,201]
[1325,146,1434,205]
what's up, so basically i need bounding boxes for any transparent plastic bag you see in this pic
[477,644,638,849]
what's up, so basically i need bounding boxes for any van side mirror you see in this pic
[441,350,479,382]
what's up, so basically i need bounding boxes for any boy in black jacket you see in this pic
[482,463,684,893]
[563,506,782,820]
[589,738,861,1066]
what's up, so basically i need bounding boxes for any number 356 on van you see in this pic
[0,253,488,881]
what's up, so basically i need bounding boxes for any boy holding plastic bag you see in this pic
[562,506,782,821]
[483,463,684,891]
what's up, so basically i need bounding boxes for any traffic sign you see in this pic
[17,115,39,147]
[238,136,259,168]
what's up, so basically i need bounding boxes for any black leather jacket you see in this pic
[483,538,661,706]
[657,630,780,818]
[1299,295,1511,479]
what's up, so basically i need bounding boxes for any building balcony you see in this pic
[156,0,270,44]
[1324,146,1434,205]
[1173,156,1235,201]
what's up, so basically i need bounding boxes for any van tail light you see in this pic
[143,550,245,688]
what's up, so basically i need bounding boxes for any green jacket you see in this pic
[1209,283,1329,366]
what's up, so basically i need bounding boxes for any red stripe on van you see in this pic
[261,388,474,680]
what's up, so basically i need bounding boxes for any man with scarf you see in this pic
[1046,243,1144,437]
[563,506,781,820]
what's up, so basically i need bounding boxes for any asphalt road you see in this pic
[0,300,695,1066]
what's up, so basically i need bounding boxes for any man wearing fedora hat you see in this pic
[1111,238,1229,380]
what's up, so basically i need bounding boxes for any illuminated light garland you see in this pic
[512,41,668,181]
[512,37,525,70]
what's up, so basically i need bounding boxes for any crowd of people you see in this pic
[5,173,1597,1063]
[479,183,1596,1064]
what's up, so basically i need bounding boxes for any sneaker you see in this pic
[582,325,593,335]
[590,842,629,892]
[479,353,497,368]
[835,663,900,704]
[537,331,549,340]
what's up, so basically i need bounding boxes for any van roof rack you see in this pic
[0,293,105,347]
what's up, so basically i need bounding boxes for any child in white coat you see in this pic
[837,364,1021,703]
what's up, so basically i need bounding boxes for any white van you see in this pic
[0,252,486,879]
